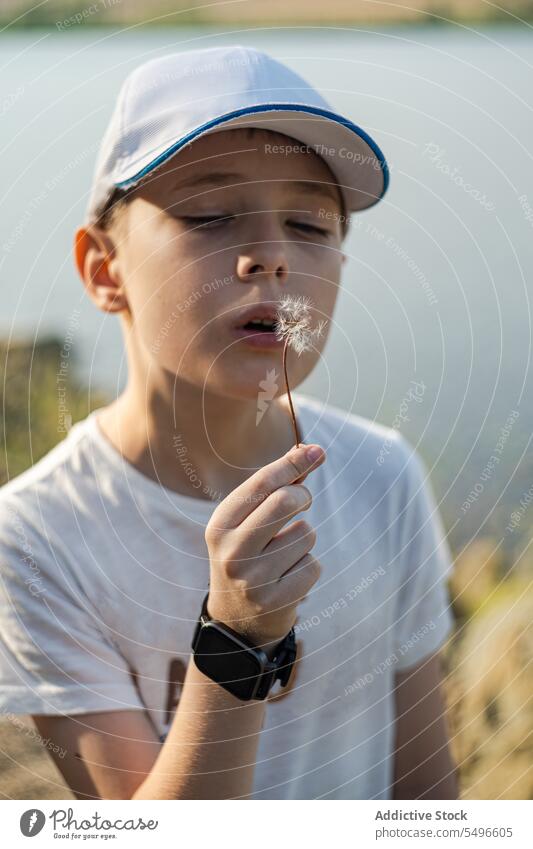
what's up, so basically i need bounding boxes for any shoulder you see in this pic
[0,413,98,549]
[295,391,418,486]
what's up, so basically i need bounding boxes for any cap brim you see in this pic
[114,104,389,214]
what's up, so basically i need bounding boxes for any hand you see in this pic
[204,443,326,654]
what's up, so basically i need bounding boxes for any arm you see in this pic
[392,649,459,799]
[31,655,270,800]
[32,441,326,800]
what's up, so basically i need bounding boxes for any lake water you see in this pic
[1,25,532,549]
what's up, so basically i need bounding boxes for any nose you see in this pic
[236,238,289,285]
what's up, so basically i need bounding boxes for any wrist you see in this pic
[192,593,297,701]
[262,639,285,661]
[205,597,286,659]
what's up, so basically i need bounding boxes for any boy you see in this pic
[0,46,457,800]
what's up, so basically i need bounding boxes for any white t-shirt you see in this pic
[0,392,454,800]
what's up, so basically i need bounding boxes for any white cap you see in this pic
[84,45,389,226]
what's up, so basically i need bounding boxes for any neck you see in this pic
[96,369,302,502]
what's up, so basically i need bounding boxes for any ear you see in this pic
[73,225,129,314]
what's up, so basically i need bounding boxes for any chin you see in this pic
[209,363,309,403]
[206,376,283,403]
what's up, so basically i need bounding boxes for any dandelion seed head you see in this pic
[274,294,328,356]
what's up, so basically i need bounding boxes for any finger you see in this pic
[266,553,322,611]
[236,486,313,557]
[263,519,317,561]
[208,443,325,534]
[232,494,313,565]
[244,520,317,586]
[278,551,322,587]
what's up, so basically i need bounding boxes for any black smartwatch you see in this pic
[191,592,297,701]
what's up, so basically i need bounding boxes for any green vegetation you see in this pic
[2,0,533,29]
[0,338,107,485]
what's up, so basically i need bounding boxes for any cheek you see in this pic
[126,273,234,382]
[121,233,206,347]
[295,240,342,281]
[120,290,184,389]
[303,253,341,320]
[134,290,218,377]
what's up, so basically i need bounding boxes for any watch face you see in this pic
[194,623,263,700]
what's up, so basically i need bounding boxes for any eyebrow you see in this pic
[290,179,341,204]
[173,172,244,191]
[172,172,341,204]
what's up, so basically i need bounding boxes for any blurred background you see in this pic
[0,0,532,800]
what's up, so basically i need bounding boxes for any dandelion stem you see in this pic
[282,338,300,448]
[275,293,325,449]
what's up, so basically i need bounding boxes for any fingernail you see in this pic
[305,445,323,462]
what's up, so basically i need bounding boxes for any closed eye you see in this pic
[288,220,331,237]
[181,214,236,229]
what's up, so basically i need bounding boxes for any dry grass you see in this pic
[444,541,533,800]
[0,716,73,800]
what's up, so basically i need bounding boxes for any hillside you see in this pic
[2,0,533,27]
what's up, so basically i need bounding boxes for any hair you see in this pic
[95,184,135,232]
[96,127,350,239]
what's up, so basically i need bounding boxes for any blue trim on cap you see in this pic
[115,103,389,205]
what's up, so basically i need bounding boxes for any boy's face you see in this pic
[91,128,345,400]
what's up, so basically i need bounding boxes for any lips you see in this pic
[233,303,279,330]
[230,302,284,349]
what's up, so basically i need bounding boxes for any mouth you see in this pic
[240,317,277,333]
[233,304,278,330]
[231,306,284,349]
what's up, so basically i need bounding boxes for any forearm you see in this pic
[132,655,267,800]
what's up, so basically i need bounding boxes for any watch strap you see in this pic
[191,592,297,699]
